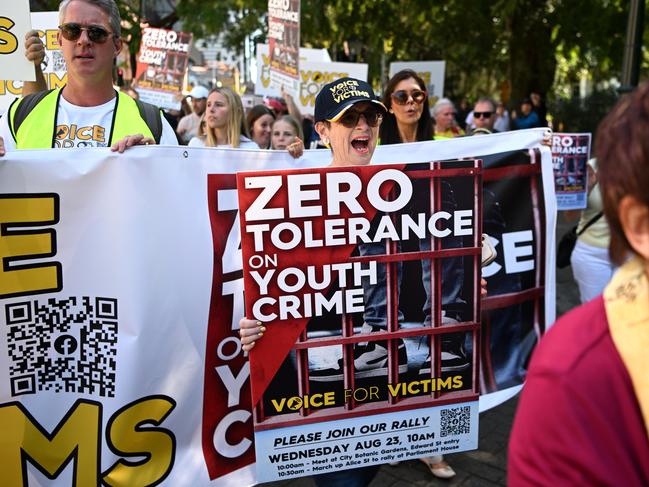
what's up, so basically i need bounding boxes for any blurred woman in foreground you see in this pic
[509,82,649,485]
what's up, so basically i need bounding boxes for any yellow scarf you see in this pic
[604,257,649,438]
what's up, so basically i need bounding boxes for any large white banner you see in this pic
[0,129,554,485]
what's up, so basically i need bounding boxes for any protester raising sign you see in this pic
[238,161,483,482]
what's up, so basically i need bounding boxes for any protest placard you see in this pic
[268,0,301,92]
[389,61,446,106]
[133,27,192,110]
[0,12,63,115]
[551,132,591,210]
[0,0,34,82]
[238,161,483,481]
[256,43,367,115]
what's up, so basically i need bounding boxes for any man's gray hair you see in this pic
[59,0,121,37]
[432,98,456,117]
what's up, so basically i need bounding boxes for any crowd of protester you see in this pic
[1,1,647,485]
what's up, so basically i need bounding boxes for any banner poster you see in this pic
[388,61,446,107]
[0,0,34,82]
[0,128,554,485]
[256,44,368,116]
[267,0,300,93]
[238,161,483,482]
[0,12,64,115]
[551,132,591,210]
[133,27,192,110]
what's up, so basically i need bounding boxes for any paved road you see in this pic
[262,219,581,487]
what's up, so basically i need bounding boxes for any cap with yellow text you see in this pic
[314,77,386,123]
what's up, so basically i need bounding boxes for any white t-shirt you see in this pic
[0,94,178,151]
[188,135,259,149]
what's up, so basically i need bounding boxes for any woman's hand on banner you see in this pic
[481,278,488,298]
[0,137,5,157]
[111,134,156,153]
[239,318,266,352]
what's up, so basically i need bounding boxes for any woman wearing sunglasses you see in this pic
[380,69,433,144]
[378,69,458,480]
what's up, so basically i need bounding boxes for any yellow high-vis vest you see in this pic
[7,88,162,149]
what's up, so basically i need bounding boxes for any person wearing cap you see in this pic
[239,77,488,486]
[240,77,386,487]
[311,77,386,166]
[176,85,209,144]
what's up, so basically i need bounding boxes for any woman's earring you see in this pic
[321,137,329,145]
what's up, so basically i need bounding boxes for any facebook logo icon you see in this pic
[50,328,81,360]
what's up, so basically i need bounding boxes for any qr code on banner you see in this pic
[4,297,118,398]
[440,406,471,437]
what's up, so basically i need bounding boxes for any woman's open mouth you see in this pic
[351,136,370,153]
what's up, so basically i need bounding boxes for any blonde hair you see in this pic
[204,87,245,148]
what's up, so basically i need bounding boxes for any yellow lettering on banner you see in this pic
[103,396,177,486]
[0,80,23,95]
[0,195,62,299]
[0,17,19,54]
[0,400,102,486]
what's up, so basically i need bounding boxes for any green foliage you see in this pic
[549,88,619,137]
[31,0,647,102]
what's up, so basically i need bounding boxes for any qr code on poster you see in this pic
[440,406,471,437]
[4,297,118,398]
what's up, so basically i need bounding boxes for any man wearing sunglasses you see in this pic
[470,98,498,135]
[0,0,177,156]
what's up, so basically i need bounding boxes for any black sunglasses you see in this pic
[474,111,493,119]
[59,23,114,43]
[391,89,427,105]
[338,107,383,128]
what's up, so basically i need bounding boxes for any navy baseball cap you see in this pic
[314,77,386,122]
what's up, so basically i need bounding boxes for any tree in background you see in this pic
[29,0,648,131]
